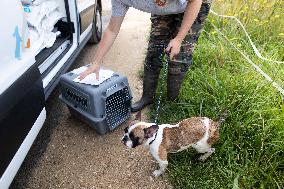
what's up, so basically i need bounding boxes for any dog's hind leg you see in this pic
[198,148,215,161]
[192,141,215,161]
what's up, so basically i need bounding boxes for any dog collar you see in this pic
[149,132,158,145]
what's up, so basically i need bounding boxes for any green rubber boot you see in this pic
[167,72,186,101]
[131,67,160,112]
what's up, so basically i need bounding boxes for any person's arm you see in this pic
[166,0,202,60]
[80,16,125,80]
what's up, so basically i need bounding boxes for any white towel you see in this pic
[22,1,65,54]
[73,68,114,86]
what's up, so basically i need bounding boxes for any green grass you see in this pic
[150,0,284,188]
[138,68,144,80]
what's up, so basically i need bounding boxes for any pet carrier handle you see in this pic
[102,76,129,97]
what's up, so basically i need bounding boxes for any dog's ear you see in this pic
[143,124,159,139]
[134,111,142,121]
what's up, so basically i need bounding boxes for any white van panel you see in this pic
[0,0,27,65]
[0,108,46,189]
[0,53,35,95]
[0,0,36,95]
[77,0,95,12]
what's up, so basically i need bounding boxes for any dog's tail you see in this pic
[216,109,229,125]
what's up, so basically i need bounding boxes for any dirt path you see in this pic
[12,1,172,189]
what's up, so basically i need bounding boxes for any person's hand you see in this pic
[79,63,100,80]
[166,38,182,60]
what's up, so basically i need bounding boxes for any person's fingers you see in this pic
[170,48,176,60]
[170,52,175,60]
[79,69,92,80]
[79,71,87,80]
[166,40,174,52]
[95,70,99,80]
[166,45,172,53]
[171,45,181,60]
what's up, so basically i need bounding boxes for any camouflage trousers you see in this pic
[145,1,212,76]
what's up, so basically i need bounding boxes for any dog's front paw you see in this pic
[198,155,207,161]
[198,154,210,161]
[152,170,162,177]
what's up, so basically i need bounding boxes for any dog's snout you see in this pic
[122,135,128,144]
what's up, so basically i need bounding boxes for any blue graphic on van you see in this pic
[13,26,22,60]
[23,5,31,13]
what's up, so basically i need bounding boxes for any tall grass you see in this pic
[152,0,284,188]
[211,0,284,85]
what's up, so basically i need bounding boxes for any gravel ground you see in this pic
[11,1,172,189]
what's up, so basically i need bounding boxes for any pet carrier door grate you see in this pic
[105,87,131,130]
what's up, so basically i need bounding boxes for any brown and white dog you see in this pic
[121,111,227,177]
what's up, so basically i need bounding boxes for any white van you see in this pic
[0,0,102,188]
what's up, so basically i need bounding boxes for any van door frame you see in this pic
[77,0,97,43]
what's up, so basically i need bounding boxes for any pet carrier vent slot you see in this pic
[65,88,89,108]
